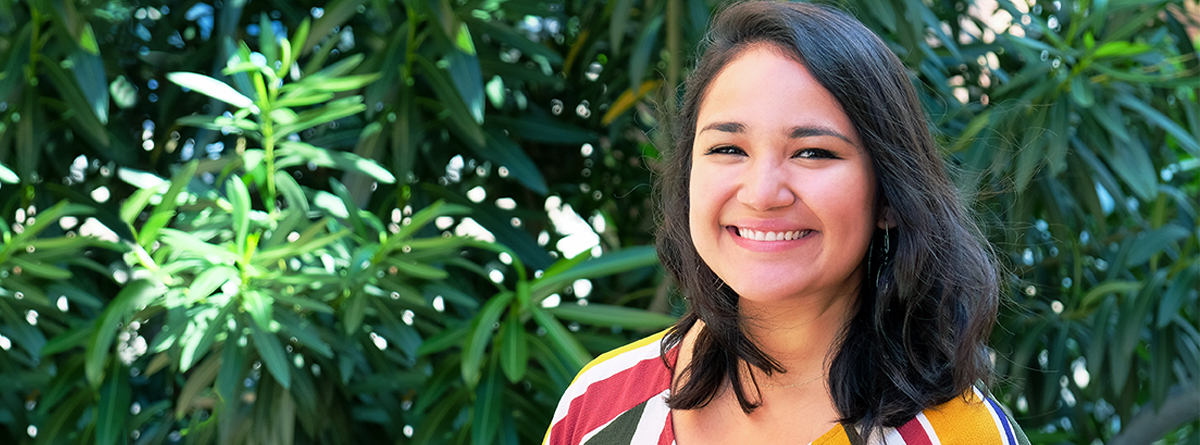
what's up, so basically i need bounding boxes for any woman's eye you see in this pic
[705,145,745,156]
[794,148,836,159]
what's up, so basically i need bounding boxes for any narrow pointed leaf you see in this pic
[250,320,291,389]
[167,72,256,109]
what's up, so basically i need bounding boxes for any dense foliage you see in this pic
[0,0,1195,444]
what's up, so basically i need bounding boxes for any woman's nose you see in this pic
[736,159,795,210]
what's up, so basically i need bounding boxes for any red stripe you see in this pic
[897,416,934,445]
[658,410,675,445]
[549,348,675,444]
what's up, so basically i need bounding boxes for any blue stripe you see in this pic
[983,396,1017,445]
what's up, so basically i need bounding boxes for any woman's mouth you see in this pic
[732,227,813,241]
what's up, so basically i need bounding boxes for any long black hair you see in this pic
[657,0,1000,435]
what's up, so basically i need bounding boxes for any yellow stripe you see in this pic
[922,390,1004,444]
[569,328,672,386]
[545,329,672,445]
[811,424,851,445]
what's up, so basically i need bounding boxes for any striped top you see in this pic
[544,330,1027,445]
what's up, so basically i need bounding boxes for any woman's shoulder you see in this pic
[576,329,674,380]
[813,387,1028,445]
[543,329,676,445]
[891,387,1028,445]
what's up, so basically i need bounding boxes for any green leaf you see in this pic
[1069,75,1094,108]
[275,90,336,108]
[167,72,257,110]
[96,362,131,445]
[227,177,251,257]
[1080,280,1142,311]
[175,354,221,419]
[1158,265,1198,327]
[418,324,470,356]
[412,389,468,444]
[499,316,528,382]
[415,55,486,149]
[273,291,337,315]
[217,328,245,404]
[275,96,367,138]
[157,229,241,264]
[477,129,548,194]
[610,0,635,53]
[546,303,677,330]
[117,168,168,190]
[8,257,71,280]
[250,319,292,389]
[0,162,18,183]
[387,259,450,280]
[1115,93,1200,157]
[446,44,484,123]
[463,292,514,387]
[305,73,383,93]
[471,358,503,445]
[180,307,228,372]
[1092,40,1153,58]
[39,58,110,146]
[79,23,100,54]
[343,291,367,335]
[243,290,275,333]
[42,322,94,355]
[259,14,279,67]
[275,310,334,358]
[329,177,369,238]
[486,116,598,145]
[530,306,591,372]
[391,200,471,241]
[276,140,395,183]
[464,17,564,65]
[67,48,109,124]
[301,0,366,55]
[1105,136,1159,202]
[628,16,663,94]
[863,0,898,32]
[1126,225,1190,267]
[455,22,477,55]
[531,246,659,302]
[86,279,158,388]
[175,115,261,133]
[290,19,311,65]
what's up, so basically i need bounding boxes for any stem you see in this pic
[263,118,276,213]
[26,8,43,82]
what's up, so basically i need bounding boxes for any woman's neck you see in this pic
[737,290,857,383]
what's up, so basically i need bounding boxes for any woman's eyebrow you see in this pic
[699,121,851,144]
[698,121,746,134]
[789,126,852,143]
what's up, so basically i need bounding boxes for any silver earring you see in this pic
[876,228,891,294]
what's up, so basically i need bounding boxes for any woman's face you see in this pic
[689,45,877,306]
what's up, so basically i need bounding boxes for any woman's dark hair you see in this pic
[657,0,1000,435]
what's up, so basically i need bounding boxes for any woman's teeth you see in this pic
[735,227,811,241]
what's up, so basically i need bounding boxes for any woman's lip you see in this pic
[725,226,816,251]
[726,225,814,242]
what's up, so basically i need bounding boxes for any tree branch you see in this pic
[1108,382,1200,445]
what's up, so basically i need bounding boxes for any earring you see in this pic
[876,228,891,294]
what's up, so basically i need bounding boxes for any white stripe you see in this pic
[867,425,904,445]
[883,426,905,445]
[915,413,942,445]
[973,387,1011,445]
[549,336,667,427]
[630,389,672,444]
[577,411,619,444]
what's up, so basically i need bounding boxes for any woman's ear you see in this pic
[877,206,897,229]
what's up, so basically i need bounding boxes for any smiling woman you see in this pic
[545,2,1028,445]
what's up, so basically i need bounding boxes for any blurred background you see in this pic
[0,0,1195,443]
